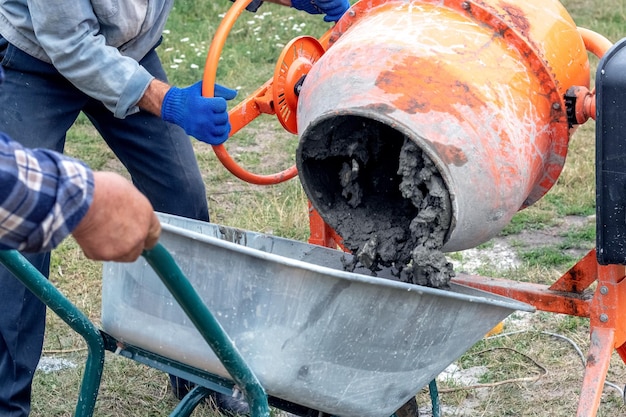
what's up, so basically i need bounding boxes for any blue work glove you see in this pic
[291,0,350,22]
[161,81,237,145]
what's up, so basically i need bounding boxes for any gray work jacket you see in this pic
[0,0,172,117]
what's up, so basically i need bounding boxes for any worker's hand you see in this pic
[161,81,238,145]
[71,172,161,262]
[291,0,349,22]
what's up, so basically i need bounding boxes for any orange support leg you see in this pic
[575,263,626,416]
[577,327,615,417]
[307,204,344,250]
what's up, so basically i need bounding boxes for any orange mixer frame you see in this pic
[202,0,624,415]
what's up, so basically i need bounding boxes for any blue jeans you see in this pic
[0,41,209,416]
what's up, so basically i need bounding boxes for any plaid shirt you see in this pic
[0,131,94,252]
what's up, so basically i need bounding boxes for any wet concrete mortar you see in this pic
[298,116,455,288]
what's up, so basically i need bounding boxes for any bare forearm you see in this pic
[138,78,171,116]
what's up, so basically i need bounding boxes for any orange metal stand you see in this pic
[449,251,626,417]
[307,205,344,249]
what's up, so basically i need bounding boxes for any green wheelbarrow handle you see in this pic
[0,250,105,417]
[142,243,271,417]
[0,242,270,417]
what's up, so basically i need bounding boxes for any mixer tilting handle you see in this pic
[202,0,327,185]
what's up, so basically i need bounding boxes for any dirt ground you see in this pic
[450,214,596,274]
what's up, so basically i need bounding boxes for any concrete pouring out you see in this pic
[298,116,455,288]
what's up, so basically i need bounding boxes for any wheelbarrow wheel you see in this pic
[395,397,419,417]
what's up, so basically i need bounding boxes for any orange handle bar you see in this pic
[568,28,614,124]
[203,0,298,185]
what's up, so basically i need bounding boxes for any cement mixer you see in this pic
[299,0,597,283]
[202,0,626,416]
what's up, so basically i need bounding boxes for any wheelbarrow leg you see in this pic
[169,385,212,417]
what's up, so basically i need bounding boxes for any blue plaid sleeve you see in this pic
[0,132,94,252]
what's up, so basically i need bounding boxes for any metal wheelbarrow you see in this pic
[1,212,534,417]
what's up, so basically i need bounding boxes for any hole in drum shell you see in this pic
[297,115,455,288]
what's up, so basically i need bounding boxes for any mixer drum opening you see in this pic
[297,114,454,285]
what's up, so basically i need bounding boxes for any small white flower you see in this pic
[190,64,199,69]
[170,64,179,69]
[180,37,190,42]
[163,29,171,34]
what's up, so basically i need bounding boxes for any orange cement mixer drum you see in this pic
[273,36,325,134]
[296,0,591,252]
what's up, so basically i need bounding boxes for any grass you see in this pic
[27,0,626,416]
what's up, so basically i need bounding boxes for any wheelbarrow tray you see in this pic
[101,213,533,417]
